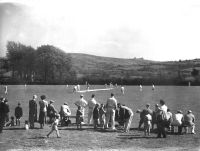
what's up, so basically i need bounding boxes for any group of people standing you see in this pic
[136,100,196,138]
[74,93,133,132]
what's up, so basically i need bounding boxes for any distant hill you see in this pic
[69,53,200,85]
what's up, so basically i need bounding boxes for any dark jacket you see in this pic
[15,106,23,118]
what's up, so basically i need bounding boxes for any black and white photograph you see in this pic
[0,0,200,150]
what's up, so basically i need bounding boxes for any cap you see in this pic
[80,94,84,97]
[188,110,192,113]
[136,109,141,113]
[155,104,159,107]
[18,102,21,105]
[64,102,68,105]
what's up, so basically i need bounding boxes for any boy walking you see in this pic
[46,114,61,138]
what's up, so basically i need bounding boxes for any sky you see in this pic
[0,0,200,61]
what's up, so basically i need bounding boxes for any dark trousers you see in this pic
[157,122,166,138]
[138,118,144,129]
[0,116,5,133]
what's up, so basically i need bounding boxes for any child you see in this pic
[15,103,23,126]
[25,120,29,130]
[99,104,106,128]
[6,116,15,127]
[144,114,152,136]
[76,106,83,130]
[93,104,100,129]
[46,114,61,138]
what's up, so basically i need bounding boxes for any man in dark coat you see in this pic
[0,97,6,133]
[15,103,23,126]
[29,95,38,129]
[4,99,10,124]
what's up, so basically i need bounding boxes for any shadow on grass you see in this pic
[117,135,157,139]
[4,127,41,130]
[27,136,47,139]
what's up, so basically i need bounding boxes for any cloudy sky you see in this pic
[0,0,200,61]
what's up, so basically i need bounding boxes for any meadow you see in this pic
[0,85,200,151]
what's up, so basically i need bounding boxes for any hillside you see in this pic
[69,53,200,84]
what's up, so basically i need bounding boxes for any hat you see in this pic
[40,95,46,100]
[146,103,150,107]
[80,94,84,97]
[136,109,141,113]
[177,110,182,113]
[64,102,68,105]
[155,104,159,107]
[188,110,192,113]
[50,100,55,103]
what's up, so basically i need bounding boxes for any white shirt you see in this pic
[160,104,168,113]
[88,98,97,110]
[75,98,88,108]
[166,111,173,121]
[61,104,71,116]
[172,113,183,126]
[75,98,88,116]
[121,106,133,116]
[106,97,117,109]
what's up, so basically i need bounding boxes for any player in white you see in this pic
[105,93,117,130]
[87,94,97,125]
[73,85,77,92]
[139,85,143,91]
[121,86,125,95]
[77,84,80,91]
[74,94,88,123]
[4,85,8,95]
[152,84,155,90]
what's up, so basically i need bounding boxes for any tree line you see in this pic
[1,41,76,84]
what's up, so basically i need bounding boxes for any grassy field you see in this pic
[0,85,200,151]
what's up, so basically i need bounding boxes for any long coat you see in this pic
[29,99,37,123]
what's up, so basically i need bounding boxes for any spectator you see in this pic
[93,104,100,129]
[47,114,61,138]
[87,94,97,125]
[117,103,133,133]
[105,93,117,130]
[47,100,57,124]
[4,99,9,125]
[76,106,83,130]
[171,110,183,134]
[75,95,88,123]
[39,95,48,129]
[29,95,38,129]
[15,103,23,126]
[60,102,71,126]
[183,110,196,134]
[99,104,106,128]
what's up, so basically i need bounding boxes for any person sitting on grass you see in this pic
[47,114,61,138]
[6,116,15,127]
[93,103,100,129]
[183,110,196,134]
[15,103,23,126]
[76,106,83,130]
